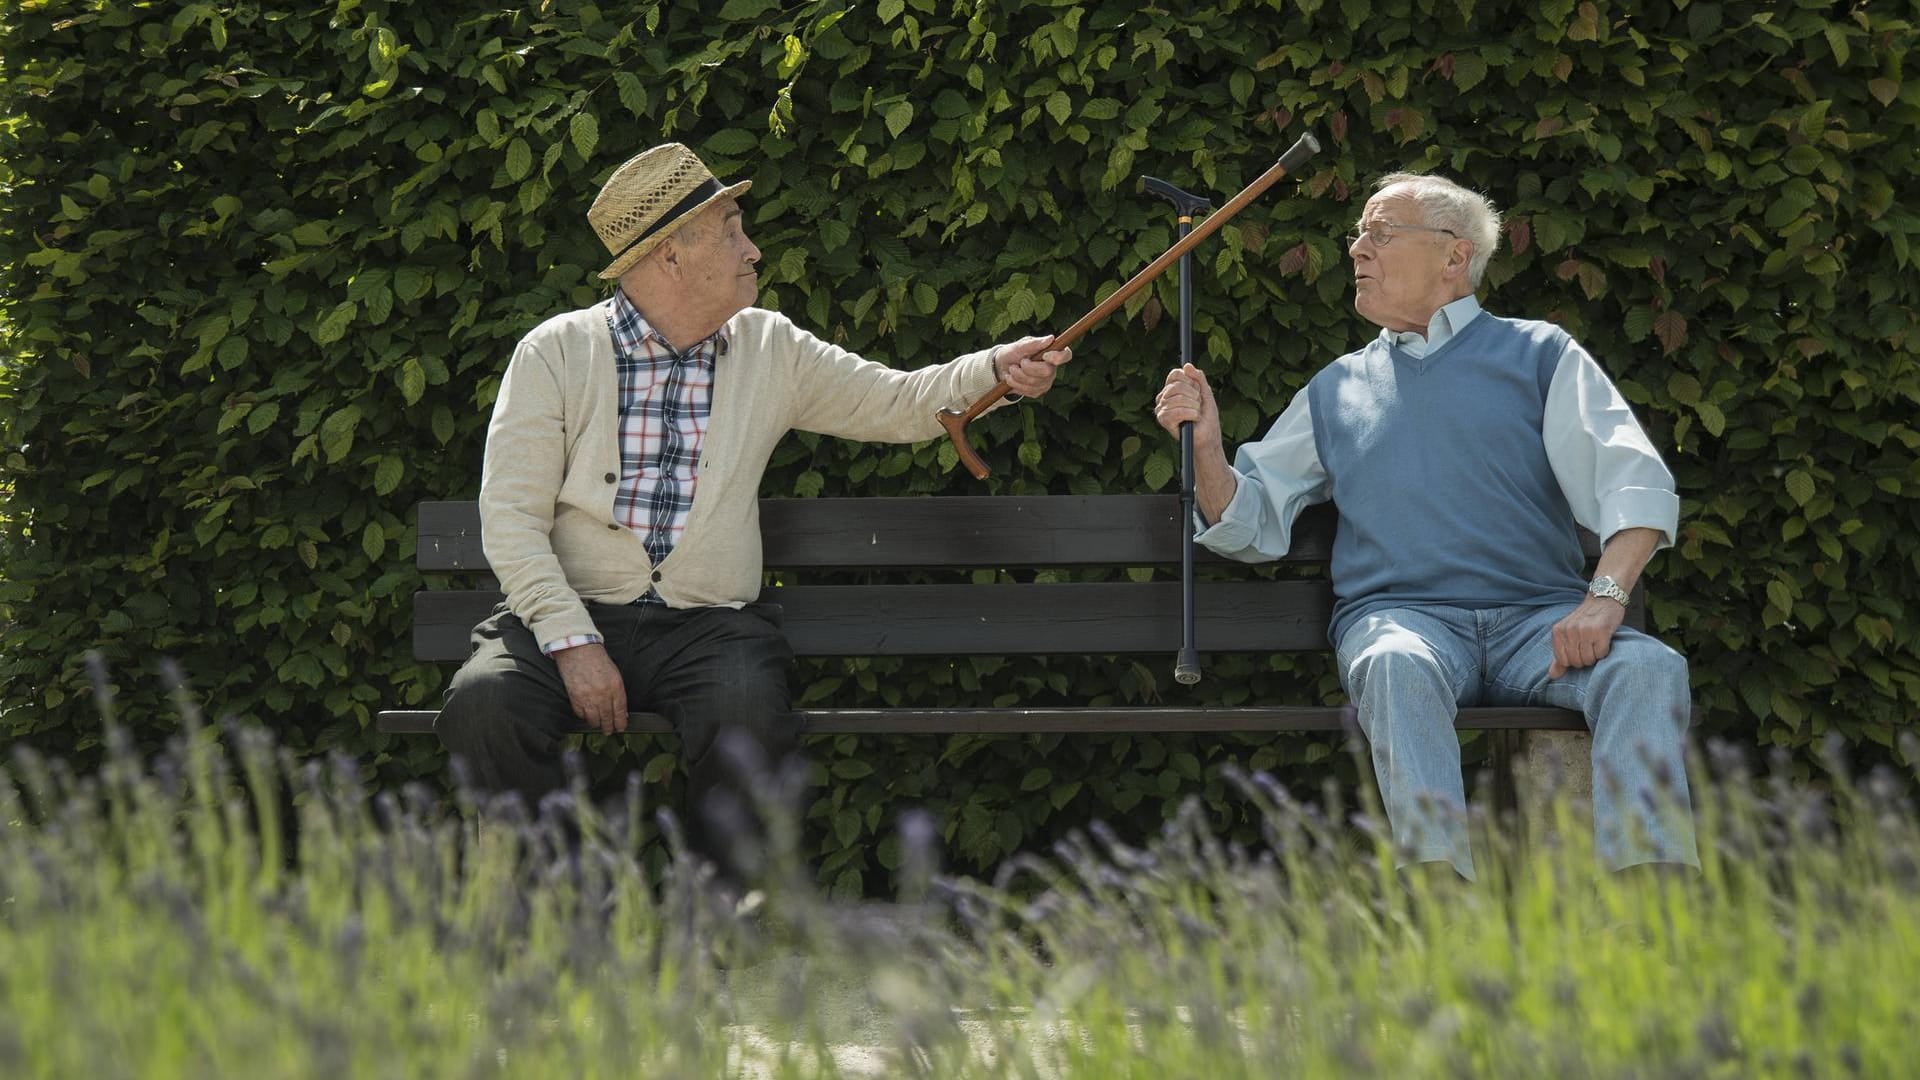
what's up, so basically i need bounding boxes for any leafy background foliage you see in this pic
[2,0,1915,892]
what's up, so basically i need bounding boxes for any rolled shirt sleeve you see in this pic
[545,633,604,654]
[1542,338,1680,549]
[1194,392,1330,563]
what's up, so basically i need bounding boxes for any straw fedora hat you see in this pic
[589,143,751,280]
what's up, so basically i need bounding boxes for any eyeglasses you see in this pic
[1346,220,1460,247]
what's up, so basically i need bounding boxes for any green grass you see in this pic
[1,702,1915,1078]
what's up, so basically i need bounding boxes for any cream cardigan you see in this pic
[480,300,1003,648]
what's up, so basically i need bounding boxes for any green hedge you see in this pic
[2,0,1916,891]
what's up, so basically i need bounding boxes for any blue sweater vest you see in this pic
[1306,313,1588,647]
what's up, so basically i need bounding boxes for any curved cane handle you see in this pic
[936,381,1012,479]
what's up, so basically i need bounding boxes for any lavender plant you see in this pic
[1,671,1915,1077]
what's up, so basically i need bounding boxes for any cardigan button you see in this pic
[651,570,662,582]
[604,472,616,483]
[606,523,619,531]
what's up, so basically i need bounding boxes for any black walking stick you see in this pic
[1139,176,1212,686]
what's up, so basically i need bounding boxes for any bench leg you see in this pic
[1509,729,1594,855]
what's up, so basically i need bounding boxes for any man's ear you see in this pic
[654,237,681,277]
[1446,239,1472,279]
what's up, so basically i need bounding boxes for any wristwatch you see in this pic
[1587,574,1630,607]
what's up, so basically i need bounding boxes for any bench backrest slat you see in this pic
[417,497,1342,571]
[758,496,1336,567]
[413,581,1337,662]
[417,496,1604,571]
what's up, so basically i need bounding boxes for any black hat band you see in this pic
[608,177,725,265]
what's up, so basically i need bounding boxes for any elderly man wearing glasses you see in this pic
[1152,172,1698,882]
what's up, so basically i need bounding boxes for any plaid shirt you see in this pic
[545,288,722,653]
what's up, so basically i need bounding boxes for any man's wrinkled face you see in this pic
[1348,187,1463,334]
[676,198,760,322]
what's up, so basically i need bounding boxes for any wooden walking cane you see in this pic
[936,131,1322,480]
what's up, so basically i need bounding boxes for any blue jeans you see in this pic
[1336,602,1699,879]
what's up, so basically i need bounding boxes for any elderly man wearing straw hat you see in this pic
[437,143,1069,882]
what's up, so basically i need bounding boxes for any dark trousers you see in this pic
[436,599,796,880]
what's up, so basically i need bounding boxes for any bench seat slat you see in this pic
[411,581,1337,662]
[375,705,1587,735]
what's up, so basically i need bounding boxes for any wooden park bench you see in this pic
[378,496,1628,808]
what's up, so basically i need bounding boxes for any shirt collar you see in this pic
[609,287,728,361]
[1380,294,1482,358]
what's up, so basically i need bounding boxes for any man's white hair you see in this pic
[1373,172,1502,287]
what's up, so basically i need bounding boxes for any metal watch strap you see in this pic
[1587,574,1630,606]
